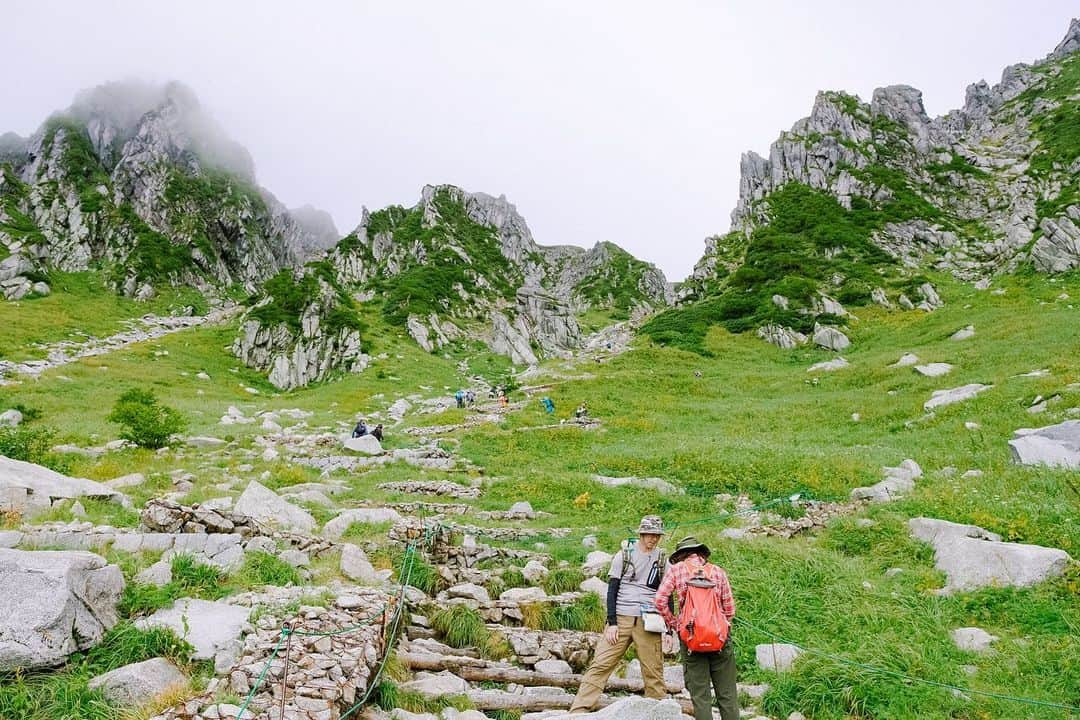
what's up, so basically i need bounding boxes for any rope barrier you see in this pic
[734,617,1080,714]
[231,526,434,718]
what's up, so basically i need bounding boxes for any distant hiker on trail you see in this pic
[498,392,508,407]
[569,516,670,714]
[488,386,497,400]
[575,402,589,419]
[351,420,368,438]
[466,390,476,407]
[655,536,737,720]
[541,397,555,414]
[371,424,383,442]
[455,389,465,409]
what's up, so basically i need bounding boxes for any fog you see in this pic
[2,1,1075,280]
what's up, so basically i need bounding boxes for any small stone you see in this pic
[756,643,803,672]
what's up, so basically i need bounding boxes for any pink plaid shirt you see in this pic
[654,555,735,630]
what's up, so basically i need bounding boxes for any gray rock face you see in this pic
[135,598,249,673]
[1033,206,1080,272]
[233,480,315,533]
[0,549,124,670]
[340,543,378,583]
[1008,420,1080,469]
[288,204,341,258]
[908,517,1072,593]
[322,507,403,541]
[87,657,187,706]
[232,273,367,391]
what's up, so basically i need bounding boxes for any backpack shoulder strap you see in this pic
[656,550,667,579]
[621,547,634,578]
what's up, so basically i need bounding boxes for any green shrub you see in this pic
[107,388,187,449]
[0,424,70,473]
[540,594,605,632]
[396,552,443,595]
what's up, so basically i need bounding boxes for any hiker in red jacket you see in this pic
[655,536,737,720]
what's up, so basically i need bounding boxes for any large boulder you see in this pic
[87,657,188,706]
[0,549,124,670]
[1008,420,1080,469]
[908,517,1072,593]
[135,598,249,673]
[322,507,403,541]
[233,480,316,533]
[0,456,127,516]
[340,543,378,583]
[812,324,850,351]
[756,642,803,672]
[399,670,470,698]
[343,434,384,455]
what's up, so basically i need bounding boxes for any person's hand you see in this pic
[603,625,619,644]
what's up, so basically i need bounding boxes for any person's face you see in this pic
[638,533,661,551]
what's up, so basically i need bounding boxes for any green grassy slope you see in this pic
[1,272,1077,719]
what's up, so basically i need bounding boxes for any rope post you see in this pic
[279,621,294,720]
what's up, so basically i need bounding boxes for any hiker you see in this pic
[574,402,589,419]
[371,424,384,442]
[455,389,465,409]
[569,516,669,713]
[498,392,508,407]
[541,397,555,414]
[466,389,476,407]
[654,536,737,720]
[351,419,368,438]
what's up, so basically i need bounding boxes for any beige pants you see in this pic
[569,614,665,712]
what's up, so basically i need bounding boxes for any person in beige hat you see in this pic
[569,515,670,713]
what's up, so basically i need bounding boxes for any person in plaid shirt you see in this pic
[654,535,738,720]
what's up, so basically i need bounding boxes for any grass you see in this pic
[542,567,585,595]
[430,605,489,649]
[2,258,1079,718]
[0,623,194,720]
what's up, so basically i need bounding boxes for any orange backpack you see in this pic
[677,564,731,653]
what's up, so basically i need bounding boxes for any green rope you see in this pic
[235,628,287,718]
[734,617,1080,713]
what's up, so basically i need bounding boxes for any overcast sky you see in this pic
[3,1,1075,280]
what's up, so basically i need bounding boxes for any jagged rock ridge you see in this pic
[0,81,332,299]
[658,18,1080,353]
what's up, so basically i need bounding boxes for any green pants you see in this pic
[683,638,738,720]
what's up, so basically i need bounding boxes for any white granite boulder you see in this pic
[756,643,803,672]
[135,598,249,673]
[924,384,992,411]
[0,549,124,670]
[1008,420,1080,469]
[908,517,1072,593]
[87,657,188,706]
[234,480,315,533]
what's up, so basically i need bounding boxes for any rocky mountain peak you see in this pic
[1048,17,1080,61]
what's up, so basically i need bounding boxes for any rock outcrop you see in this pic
[232,266,366,390]
[0,549,124,670]
[1008,420,1080,469]
[0,455,127,517]
[0,81,313,296]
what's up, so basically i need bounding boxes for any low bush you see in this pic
[107,388,187,449]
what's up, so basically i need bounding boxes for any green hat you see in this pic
[670,535,711,564]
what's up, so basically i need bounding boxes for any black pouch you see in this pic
[645,562,661,590]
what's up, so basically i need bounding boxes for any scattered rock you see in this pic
[522,559,550,584]
[914,363,953,377]
[580,576,608,595]
[850,459,922,502]
[0,456,127,517]
[186,436,227,448]
[909,517,1072,593]
[592,475,682,495]
[87,657,187,706]
[812,324,850,351]
[400,670,470,698]
[808,357,849,373]
[322,507,403,541]
[445,583,491,603]
[1008,420,1080,469]
[950,325,975,341]
[136,598,248,673]
[340,543,378,583]
[755,643,803,672]
[924,384,992,410]
[892,353,919,367]
[234,480,316,533]
[343,435,384,455]
[582,551,613,577]
[952,627,998,654]
[0,549,124,670]
[0,409,22,427]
